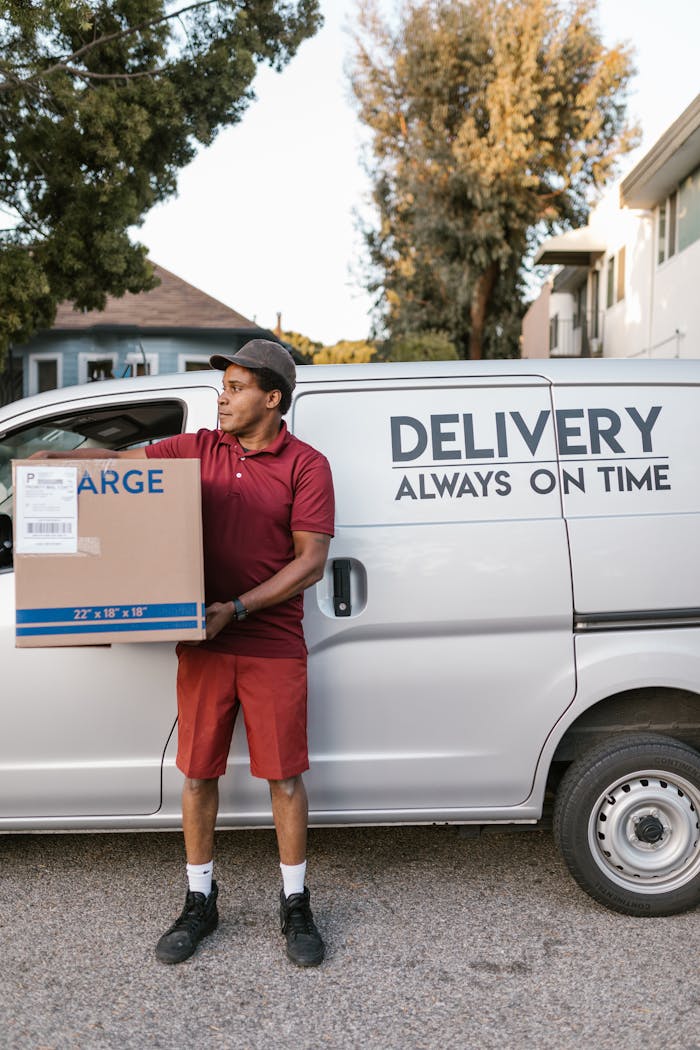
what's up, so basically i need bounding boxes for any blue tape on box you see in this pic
[16,601,206,636]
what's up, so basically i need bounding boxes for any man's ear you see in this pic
[266,388,282,410]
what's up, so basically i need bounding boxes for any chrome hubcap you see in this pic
[588,770,700,894]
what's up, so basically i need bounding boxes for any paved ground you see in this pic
[1,825,699,1050]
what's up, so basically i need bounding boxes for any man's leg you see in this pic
[155,643,237,965]
[155,777,221,965]
[183,776,220,865]
[269,774,308,865]
[181,776,219,895]
[270,775,324,967]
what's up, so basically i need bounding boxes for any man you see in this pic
[34,340,334,967]
[151,340,334,967]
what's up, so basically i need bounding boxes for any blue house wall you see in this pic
[14,328,272,400]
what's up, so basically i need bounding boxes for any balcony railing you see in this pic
[549,312,605,357]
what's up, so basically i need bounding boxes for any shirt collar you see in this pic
[221,420,291,457]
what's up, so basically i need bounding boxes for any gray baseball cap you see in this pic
[210,339,296,390]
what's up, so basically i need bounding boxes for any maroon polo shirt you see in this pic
[145,422,334,658]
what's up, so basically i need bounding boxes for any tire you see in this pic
[553,733,700,916]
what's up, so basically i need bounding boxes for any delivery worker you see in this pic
[149,340,335,967]
[33,339,335,968]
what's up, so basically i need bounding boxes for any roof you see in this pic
[552,266,589,293]
[621,93,700,209]
[52,263,259,331]
[534,227,607,267]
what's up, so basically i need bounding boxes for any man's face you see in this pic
[217,364,278,435]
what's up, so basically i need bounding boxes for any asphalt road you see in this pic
[1,825,699,1050]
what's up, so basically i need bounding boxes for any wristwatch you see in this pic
[231,597,248,621]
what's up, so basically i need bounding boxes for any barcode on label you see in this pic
[26,521,74,534]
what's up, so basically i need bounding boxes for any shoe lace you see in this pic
[285,897,315,937]
[170,893,207,936]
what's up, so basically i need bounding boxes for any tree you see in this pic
[281,328,377,365]
[281,328,323,363]
[351,0,638,359]
[0,1,321,363]
[383,330,457,362]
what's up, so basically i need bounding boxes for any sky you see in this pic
[136,0,700,346]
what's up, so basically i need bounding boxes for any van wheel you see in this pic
[553,733,700,916]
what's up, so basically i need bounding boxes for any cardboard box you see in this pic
[13,458,206,647]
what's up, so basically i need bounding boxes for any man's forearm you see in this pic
[238,554,325,617]
[203,550,328,642]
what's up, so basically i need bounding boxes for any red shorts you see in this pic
[175,645,309,780]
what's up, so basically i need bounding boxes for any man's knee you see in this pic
[183,777,218,798]
[269,775,303,800]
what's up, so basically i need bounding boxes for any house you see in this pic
[522,93,700,360]
[6,262,279,401]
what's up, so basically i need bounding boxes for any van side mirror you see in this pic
[0,513,13,569]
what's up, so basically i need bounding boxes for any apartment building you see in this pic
[522,94,700,360]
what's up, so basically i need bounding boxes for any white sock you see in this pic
[280,860,307,898]
[186,860,213,897]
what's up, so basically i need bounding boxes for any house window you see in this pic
[658,192,678,264]
[28,353,63,395]
[669,192,677,256]
[549,315,559,351]
[606,257,615,308]
[37,359,57,391]
[89,360,114,381]
[590,270,600,338]
[606,251,625,308]
[678,165,700,253]
[78,354,118,384]
[177,353,211,372]
[573,284,586,330]
[125,352,159,377]
[616,246,626,302]
[658,203,666,265]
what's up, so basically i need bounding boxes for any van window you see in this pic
[0,399,185,525]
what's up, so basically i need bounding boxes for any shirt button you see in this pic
[240,457,246,461]
[236,472,242,478]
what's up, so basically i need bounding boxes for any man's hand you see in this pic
[204,601,235,641]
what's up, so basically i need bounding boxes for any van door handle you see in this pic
[333,558,352,617]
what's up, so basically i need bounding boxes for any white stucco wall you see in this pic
[586,190,650,359]
[650,235,700,358]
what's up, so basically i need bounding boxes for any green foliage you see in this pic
[383,331,458,362]
[351,0,638,359]
[0,245,56,351]
[312,339,377,364]
[0,1,322,363]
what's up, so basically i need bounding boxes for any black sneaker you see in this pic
[279,886,325,967]
[155,881,219,964]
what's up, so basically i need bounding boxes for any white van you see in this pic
[1,358,699,917]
